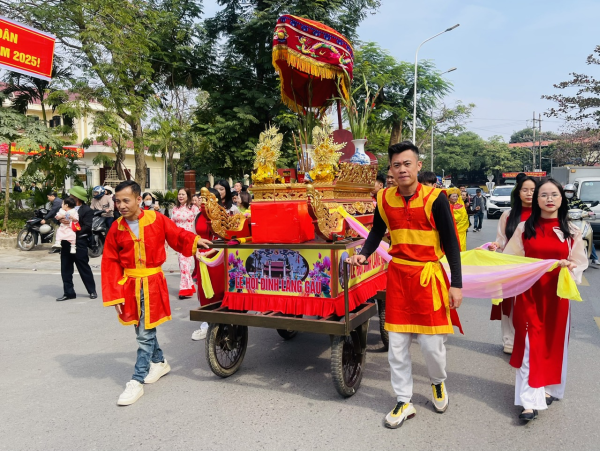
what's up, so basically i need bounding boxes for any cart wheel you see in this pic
[276,329,298,340]
[377,299,389,351]
[205,323,248,378]
[331,330,365,397]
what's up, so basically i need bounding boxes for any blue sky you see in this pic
[202,0,600,140]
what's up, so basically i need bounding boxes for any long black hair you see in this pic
[524,178,572,240]
[214,179,233,210]
[506,176,536,241]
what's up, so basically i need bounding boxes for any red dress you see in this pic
[509,217,570,387]
[490,206,532,320]
[194,213,225,306]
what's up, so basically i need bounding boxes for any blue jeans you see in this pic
[132,290,164,384]
[591,244,598,261]
[474,211,484,230]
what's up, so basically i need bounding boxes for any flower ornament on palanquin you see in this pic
[252,125,285,185]
[308,116,346,183]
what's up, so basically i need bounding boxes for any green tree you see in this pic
[4,0,206,188]
[195,1,380,178]
[1,109,61,233]
[542,45,600,126]
[1,61,72,125]
[510,127,559,143]
[353,42,452,146]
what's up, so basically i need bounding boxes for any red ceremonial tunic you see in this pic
[510,217,570,387]
[377,184,462,335]
[193,213,225,306]
[101,210,200,328]
[490,207,532,320]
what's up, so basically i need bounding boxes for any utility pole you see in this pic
[538,113,543,172]
[532,112,536,170]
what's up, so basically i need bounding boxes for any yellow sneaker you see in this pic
[431,382,448,413]
[384,401,416,429]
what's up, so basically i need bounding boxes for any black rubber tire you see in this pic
[378,300,389,351]
[88,235,104,258]
[276,329,298,340]
[205,323,248,378]
[17,229,36,251]
[331,331,365,397]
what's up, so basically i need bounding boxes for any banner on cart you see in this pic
[227,248,333,298]
[0,16,55,81]
[337,245,387,292]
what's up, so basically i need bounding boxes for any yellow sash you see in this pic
[392,258,448,311]
[117,267,164,321]
[197,250,223,299]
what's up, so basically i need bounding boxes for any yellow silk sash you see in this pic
[392,258,448,311]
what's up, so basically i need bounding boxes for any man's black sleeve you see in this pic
[77,205,94,236]
[432,194,462,288]
[359,208,386,259]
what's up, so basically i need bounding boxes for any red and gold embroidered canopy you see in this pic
[272,15,353,113]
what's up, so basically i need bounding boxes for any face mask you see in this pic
[565,193,574,199]
[144,200,153,206]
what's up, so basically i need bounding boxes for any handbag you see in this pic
[71,221,81,232]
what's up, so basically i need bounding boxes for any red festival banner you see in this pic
[502,171,546,178]
[0,16,55,81]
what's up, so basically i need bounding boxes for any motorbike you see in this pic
[568,209,594,259]
[17,208,55,251]
[88,210,108,258]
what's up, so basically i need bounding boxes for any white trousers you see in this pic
[501,301,515,348]
[388,332,447,403]
[515,314,569,410]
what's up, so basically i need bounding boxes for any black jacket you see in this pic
[76,203,94,237]
[45,197,63,221]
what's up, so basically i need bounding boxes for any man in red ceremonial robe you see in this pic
[348,142,463,429]
[102,180,211,406]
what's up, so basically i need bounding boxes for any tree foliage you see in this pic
[353,42,452,146]
[194,1,380,178]
[2,0,206,188]
[543,45,600,126]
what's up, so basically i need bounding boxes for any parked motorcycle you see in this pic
[17,208,55,251]
[568,209,594,259]
[88,210,108,258]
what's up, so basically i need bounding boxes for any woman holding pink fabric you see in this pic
[503,178,587,422]
[488,176,536,354]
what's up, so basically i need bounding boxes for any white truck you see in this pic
[551,166,600,185]
[571,177,600,242]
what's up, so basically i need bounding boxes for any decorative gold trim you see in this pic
[337,162,378,185]
[200,188,247,239]
[306,184,344,240]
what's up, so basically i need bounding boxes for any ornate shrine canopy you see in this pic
[272,15,353,113]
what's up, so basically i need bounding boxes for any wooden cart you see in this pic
[190,239,387,397]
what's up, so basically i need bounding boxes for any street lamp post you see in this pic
[430,67,457,171]
[412,24,460,145]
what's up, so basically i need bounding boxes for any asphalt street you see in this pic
[1,219,600,451]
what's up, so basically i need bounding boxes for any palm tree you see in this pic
[1,62,72,125]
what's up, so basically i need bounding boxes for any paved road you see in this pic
[1,221,600,451]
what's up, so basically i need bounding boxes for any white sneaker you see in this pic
[431,382,449,413]
[592,259,600,265]
[117,380,144,406]
[192,328,208,341]
[503,345,513,354]
[384,401,416,429]
[70,245,76,254]
[143,360,171,384]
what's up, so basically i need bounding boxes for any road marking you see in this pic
[595,317,600,331]
[581,275,590,287]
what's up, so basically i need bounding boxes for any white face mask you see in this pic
[144,200,153,207]
[565,192,574,199]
